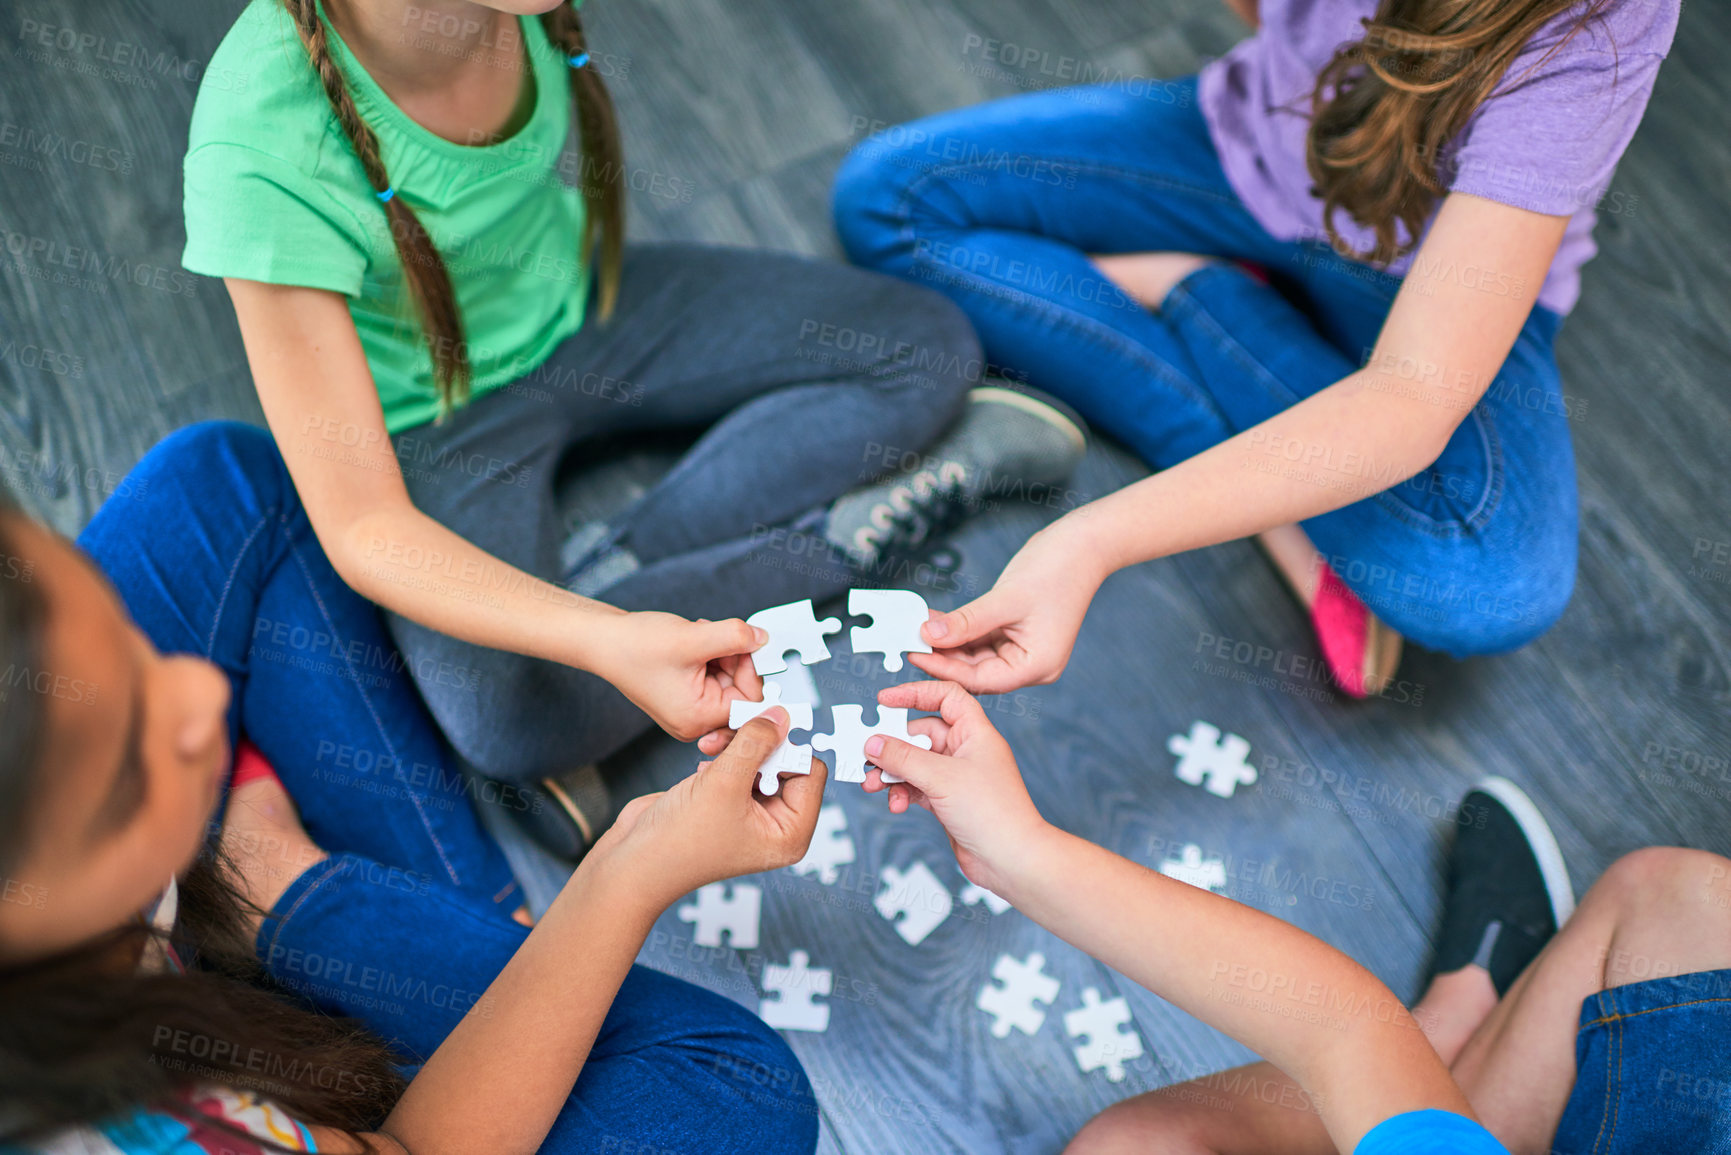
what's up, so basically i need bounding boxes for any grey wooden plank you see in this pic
[6,0,1731,1152]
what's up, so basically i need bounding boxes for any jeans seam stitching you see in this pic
[207,513,273,657]
[261,855,348,965]
[285,538,465,888]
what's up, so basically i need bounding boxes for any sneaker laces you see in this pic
[850,462,969,564]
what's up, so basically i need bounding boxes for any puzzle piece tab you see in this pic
[759,949,832,1032]
[959,881,1012,914]
[812,704,932,785]
[1168,720,1257,798]
[676,882,761,949]
[789,804,855,885]
[874,861,953,946]
[848,588,932,673]
[728,683,815,795]
[977,951,1060,1038]
[1065,988,1144,1083]
[1159,844,1228,894]
[747,599,841,675]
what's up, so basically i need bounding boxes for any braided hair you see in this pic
[280,0,626,416]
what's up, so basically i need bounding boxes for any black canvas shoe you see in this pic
[1428,776,1576,996]
[504,763,613,862]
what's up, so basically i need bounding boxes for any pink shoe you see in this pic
[1310,563,1404,699]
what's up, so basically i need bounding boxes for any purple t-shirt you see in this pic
[1199,0,1679,313]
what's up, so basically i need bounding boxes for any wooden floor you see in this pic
[5,1,1730,1152]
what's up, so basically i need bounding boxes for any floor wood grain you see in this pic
[6,1,1729,1152]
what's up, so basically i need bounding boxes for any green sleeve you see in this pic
[182,141,370,294]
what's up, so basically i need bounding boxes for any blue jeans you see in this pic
[76,422,819,1155]
[833,78,1578,655]
[1552,970,1731,1154]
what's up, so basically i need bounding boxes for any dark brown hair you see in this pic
[0,510,406,1147]
[1307,0,1612,264]
[281,0,626,416]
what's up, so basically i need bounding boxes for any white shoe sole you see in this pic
[1476,775,1577,925]
[969,385,1087,457]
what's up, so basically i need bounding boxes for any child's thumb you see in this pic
[921,595,1000,648]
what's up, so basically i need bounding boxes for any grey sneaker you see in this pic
[825,384,1088,567]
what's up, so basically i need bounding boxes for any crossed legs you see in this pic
[1066,847,1731,1154]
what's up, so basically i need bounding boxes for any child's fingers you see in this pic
[921,591,1007,649]
[696,727,734,757]
[709,709,788,793]
[694,617,765,662]
[771,755,827,827]
[907,714,954,754]
[861,733,946,794]
[878,679,990,729]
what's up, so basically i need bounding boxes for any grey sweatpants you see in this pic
[386,243,979,782]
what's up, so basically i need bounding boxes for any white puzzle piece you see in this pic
[848,588,932,673]
[764,659,821,707]
[1065,988,1144,1083]
[976,951,1060,1038]
[789,804,855,885]
[728,683,815,795]
[959,881,1012,914]
[676,881,761,949]
[1168,720,1258,798]
[873,861,953,946]
[1159,844,1229,894]
[747,599,841,675]
[760,949,832,1032]
[812,704,932,785]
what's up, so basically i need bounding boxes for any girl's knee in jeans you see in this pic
[696,1020,820,1154]
[147,420,290,498]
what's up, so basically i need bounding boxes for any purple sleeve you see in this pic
[1444,0,1679,218]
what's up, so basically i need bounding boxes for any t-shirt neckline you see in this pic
[313,0,557,162]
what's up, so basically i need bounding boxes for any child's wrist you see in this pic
[557,599,633,675]
[979,815,1063,901]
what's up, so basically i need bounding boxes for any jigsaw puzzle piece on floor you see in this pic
[747,599,841,675]
[812,704,932,784]
[960,881,1012,914]
[1065,988,1144,1082]
[676,881,761,949]
[848,588,932,673]
[873,861,953,946]
[788,804,855,885]
[759,949,832,1032]
[1159,844,1228,894]
[1168,720,1257,798]
[976,951,1060,1038]
[728,683,815,795]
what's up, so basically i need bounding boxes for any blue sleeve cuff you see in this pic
[1355,1110,1509,1155]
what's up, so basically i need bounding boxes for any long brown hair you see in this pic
[281,0,626,416]
[0,509,406,1146]
[1307,0,1612,264]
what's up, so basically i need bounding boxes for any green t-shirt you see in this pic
[182,0,589,434]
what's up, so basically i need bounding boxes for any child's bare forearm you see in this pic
[998,826,1469,1150]
[336,502,628,672]
[377,857,659,1155]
